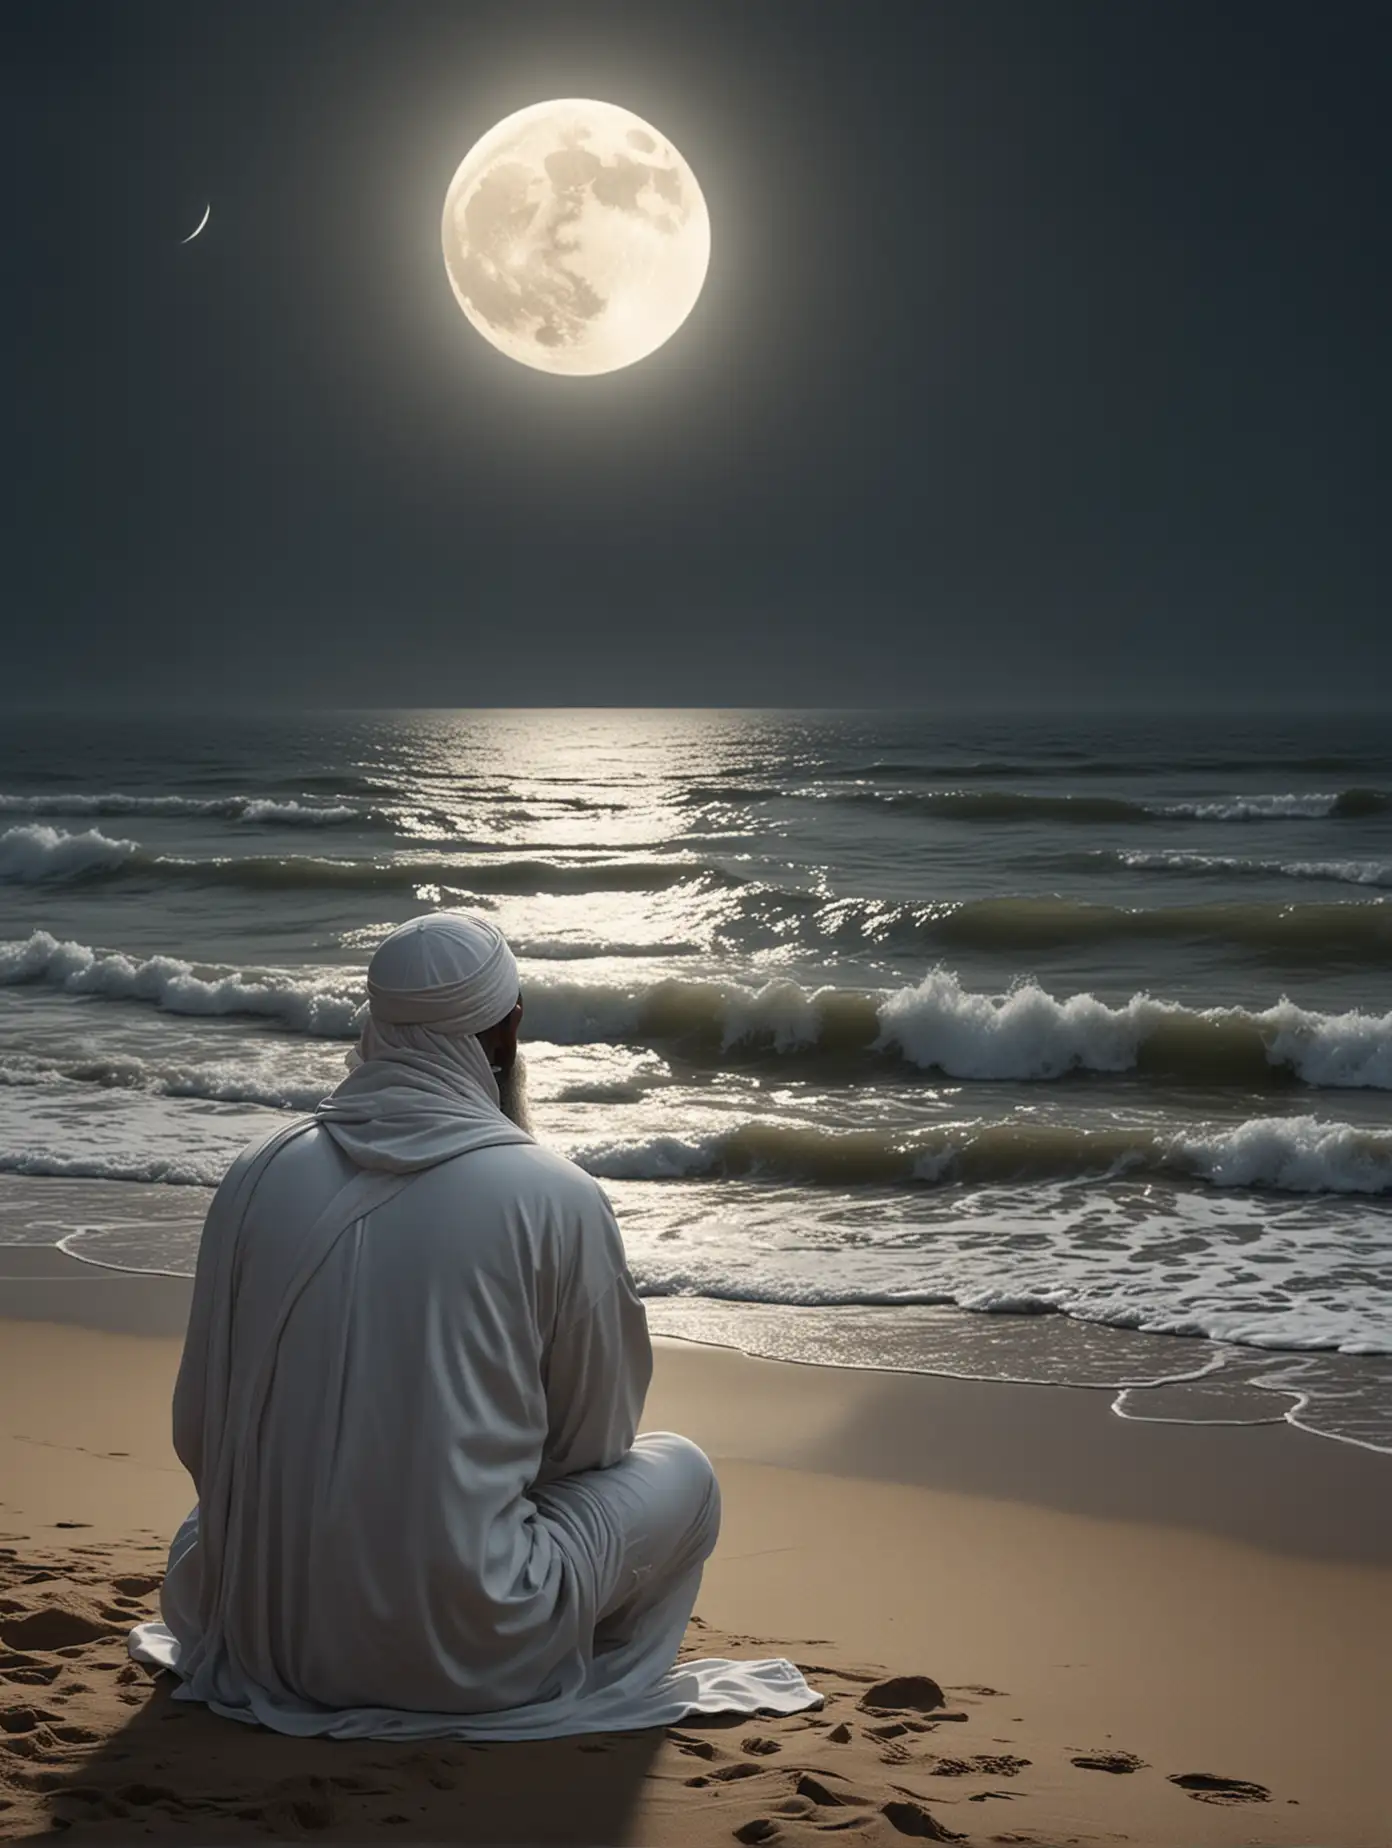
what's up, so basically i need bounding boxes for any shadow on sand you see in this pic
[14,1665,670,1843]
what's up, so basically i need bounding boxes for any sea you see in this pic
[1,708,1389,1454]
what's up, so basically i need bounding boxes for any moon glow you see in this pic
[181,203,211,244]
[441,99,710,376]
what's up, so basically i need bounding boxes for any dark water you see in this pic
[1,710,1388,1449]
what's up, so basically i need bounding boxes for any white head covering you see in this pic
[366,911,520,1036]
[315,912,531,1174]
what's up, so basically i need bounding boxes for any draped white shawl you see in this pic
[129,1018,820,1736]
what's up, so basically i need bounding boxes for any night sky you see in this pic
[6,1,1389,709]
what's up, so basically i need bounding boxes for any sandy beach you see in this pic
[1,1251,1389,1846]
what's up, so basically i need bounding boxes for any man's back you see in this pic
[167,1124,651,1713]
[137,909,814,1739]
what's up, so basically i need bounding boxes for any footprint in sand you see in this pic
[1072,1749,1148,1773]
[668,1729,719,1760]
[796,1773,877,1806]
[732,1773,964,1842]
[927,1754,1031,1777]
[2,1660,63,1686]
[1169,1771,1271,1804]
[0,1609,116,1651]
[857,1674,945,1715]
[879,1797,964,1839]
[686,1763,766,1788]
[0,1706,58,1735]
[110,1575,162,1597]
[740,1735,782,1756]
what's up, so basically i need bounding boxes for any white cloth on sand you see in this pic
[130,914,819,1737]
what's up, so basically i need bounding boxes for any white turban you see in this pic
[367,912,520,1035]
[315,913,530,1174]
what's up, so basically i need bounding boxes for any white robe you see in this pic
[130,1114,818,1737]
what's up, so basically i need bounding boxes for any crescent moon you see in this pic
[181,203,211,244]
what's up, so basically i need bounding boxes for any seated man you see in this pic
[131,911,817,1738]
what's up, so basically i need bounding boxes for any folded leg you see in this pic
[532,1430,721,1698]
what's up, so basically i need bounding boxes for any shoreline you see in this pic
[5,1247,1389,1561]
[4,1173,1390,1461]
[2,1260,1390,1842]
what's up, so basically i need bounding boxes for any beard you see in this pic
[495,1048,534,1133]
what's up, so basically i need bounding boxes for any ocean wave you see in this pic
[0,792,365,824]
[8,1113,1386,1201]
[0,828,732,895]
[679,784,790,806]
[837,788,1148,823]
[198,855,730,896]
[0,1050,330,1112]
[877,970,1392,1089]
[829,755,1387,782]
[571,1115,1392,1195]
[509,936,703,961]
[0,1148,225,1187]
[1104,850,1392,889]
[828,787,1391,825]
[1156,790,1390,821]
[810,893,1392,961]
[530,970,1392,1090]
[0,932,363,1036]
[0,824,139,882]
[5,934,1389,1088]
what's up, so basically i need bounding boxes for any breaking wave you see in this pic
[572,1115,1392,1195]
[8,933,1386,1089]
[1158,790,1391,821]
[0,932,363,1036]
[0,827,732,895]
[0,1148,228,1187]
[826,787,1392,825]
[0,792,365,824]
[874,971,1392,1089]
[0,825,140,882]
[1099,850,1392,889]
[5,1109,1387,1199]
[0,1049,331,1113]
[829,755,1389,782]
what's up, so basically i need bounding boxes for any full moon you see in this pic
[441,99,710,377]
